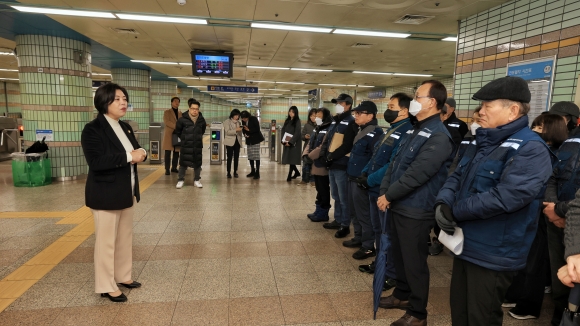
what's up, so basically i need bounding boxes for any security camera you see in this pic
[177,0,186,5]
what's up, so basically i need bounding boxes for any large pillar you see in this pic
[111,68,150,149]
[151,81,177,123]
[16,35,93,180]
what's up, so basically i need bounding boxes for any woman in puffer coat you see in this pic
[174,98,206,189]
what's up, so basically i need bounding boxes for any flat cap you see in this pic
[549,101,580,119]
[472,76,531,103]
[445,97,456,108]
[352,101,377,114]
[331,93,353,104]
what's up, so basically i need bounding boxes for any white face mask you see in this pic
[315,117,323,126]
[408,99,422,115]
[335,103,345,114]
[470,122,481,135]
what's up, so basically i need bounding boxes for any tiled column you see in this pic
[151,81,177,123]
[16,35,93,180]
[111,68,150,149]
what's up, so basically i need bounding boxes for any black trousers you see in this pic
[314,175,331,209]
[450,258,516,326]
[349,180,374,250]
[226,139,240,173]
[504,216,549,317]
[389,212,433,320]
[164,149,179,171]
[546,218,569,326]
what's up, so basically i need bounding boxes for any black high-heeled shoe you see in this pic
[101,292,127,302]
[118,281,141,289]
[291,172,301,179]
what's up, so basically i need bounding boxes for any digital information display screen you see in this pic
[194,54,231,76]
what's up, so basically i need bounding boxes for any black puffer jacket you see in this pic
[174,111,206,168]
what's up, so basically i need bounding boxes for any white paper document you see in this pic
[282,132,293,143]
[438,227,464,255]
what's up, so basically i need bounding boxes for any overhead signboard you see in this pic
[368,89,386,99]
[207,86,258,93]
[506,56,556,120]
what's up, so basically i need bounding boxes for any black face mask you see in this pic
[384,109,400,123]
[567,119,577,132]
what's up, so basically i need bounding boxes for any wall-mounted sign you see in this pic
[506,56,556,120]
[207,86,258,93]
[36,129,53,141]
[368,89,386,99]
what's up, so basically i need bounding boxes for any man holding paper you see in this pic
[434,76,553,326]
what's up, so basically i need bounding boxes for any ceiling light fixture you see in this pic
[393,73,433,77]
[442,37,458,42]
[290,68,333,72]
[199,77,230,81]
[92,73,111,76]
[246,80,272,83]
[0,68,18,72]
[132,60,178,65]
[187,86,206,88]
[263,89,290,91]
[12,6,116,18]
[319,83,347,86]
[0,52,13,56]
[251,22,332,33]
[179,63,193,66]
[276,81,304,85]
[357,85,375,88]
[247,66,289,70]
[116,13,207,24]
[333,29,410,38]
[353,71,393,75]
[0,78,19,81]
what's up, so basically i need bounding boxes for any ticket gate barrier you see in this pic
[148,122,162,164]
[210,122,222,165]
[269,120,276,161]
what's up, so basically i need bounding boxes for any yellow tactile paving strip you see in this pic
[0,166,166,313]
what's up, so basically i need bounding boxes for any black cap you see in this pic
[331,93,353,104]
[472,76,531,103]
[445,97,456,108]
[352,101,377,115]
[550,101,580,119]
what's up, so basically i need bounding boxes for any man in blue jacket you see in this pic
[357,93,414,291]
[377,80,454,326]
[435,76,553,326]
[343,101,383,260]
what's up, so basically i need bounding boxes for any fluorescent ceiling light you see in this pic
[442,37,458,42]
[12,6,115,18]
[179,63,193,66]
[394,73,433,77]
[187,86,206,88]
[0,78,19,81]
[319,83,346,86]
[247,66,289,70]
[92,73,111,76]
[246,80,272,83]
[251,22,332,33]
[353,71,393,75]
[263,89,290,91]
[268,94,283,95]
[0,68,18,72]
[290,68,332,72]
[276,81,304,85]
[333,29,410,38]
[347,84,357,87]
[116,13,206,24]
[357,85,375,88]
[0,52,13,56]
[199,77,230,81]
[131,60,177,65]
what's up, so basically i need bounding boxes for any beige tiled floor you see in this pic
[0,156,555,325]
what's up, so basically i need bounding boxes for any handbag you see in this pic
[172,134,182,147]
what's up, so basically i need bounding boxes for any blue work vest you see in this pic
[553,137,580,202]
[347,124,383,177]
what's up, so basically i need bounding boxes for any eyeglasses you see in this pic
[353,111,369,116]
[414,95,432,101]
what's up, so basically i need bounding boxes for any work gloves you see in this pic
[356,176,369,190]
[435,204,456,235]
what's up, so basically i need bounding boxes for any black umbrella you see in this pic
[24,136,49,161]
[372,209,391,319]
[561,283,580,326]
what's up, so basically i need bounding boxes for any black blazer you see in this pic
[81,114,146,210]
[243,116,264,145]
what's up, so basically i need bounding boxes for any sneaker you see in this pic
[352,247,376,260]
[429,237,443,256]
[176,181,184,189]
[508,308,537,320]
[194,180,203,188]
[545,286,552,294]
[501,302,516,308]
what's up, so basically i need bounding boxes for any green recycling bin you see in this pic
[11,152,52,187]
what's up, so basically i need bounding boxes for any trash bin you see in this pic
[11,152,52,187]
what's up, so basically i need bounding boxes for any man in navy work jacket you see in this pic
[435,76,553,326]
[377,80,454,326]
[357,93,414,292]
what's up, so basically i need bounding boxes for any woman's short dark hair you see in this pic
[94,83,129,114]
[390,93,412,110]
[171,97,180,103]
[188,98,200,108]
[421,80,447,110]
[534,113,568,148]
[240,110,251,119]
[286,106,299,125]
[308,108,318,118]
[230,109,241,119]
[319,107,332,123]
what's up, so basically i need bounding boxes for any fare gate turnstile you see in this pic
[269,120,276,161]
[210,122,222,165]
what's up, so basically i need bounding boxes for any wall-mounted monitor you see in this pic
[191,52,233,78]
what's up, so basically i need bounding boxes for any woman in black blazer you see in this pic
[81,83,147,302]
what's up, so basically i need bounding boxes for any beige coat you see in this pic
[223,118,243,147]
[162,108,182,151]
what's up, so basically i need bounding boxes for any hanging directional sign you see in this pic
[207,85,259,93]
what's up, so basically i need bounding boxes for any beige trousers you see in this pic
[91,201,134,293]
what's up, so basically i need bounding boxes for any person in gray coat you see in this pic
[298,109,318,185]
[282,106,302,181]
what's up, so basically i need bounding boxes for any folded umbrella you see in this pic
[372,209,391,319]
